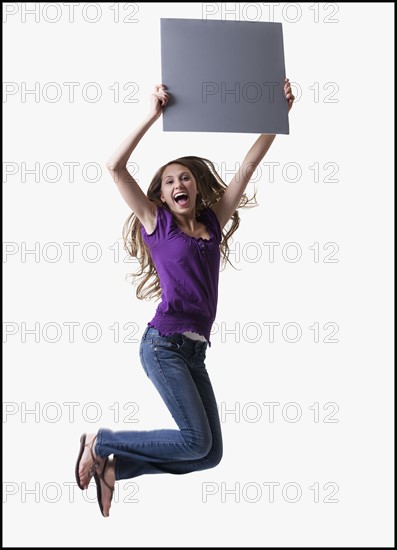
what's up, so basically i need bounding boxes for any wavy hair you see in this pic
[122,156,257,301]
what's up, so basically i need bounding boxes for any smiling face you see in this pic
[160,163,199,215]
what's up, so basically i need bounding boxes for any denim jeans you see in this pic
[95,327,223,480]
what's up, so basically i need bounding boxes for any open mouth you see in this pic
[173,192,189,207]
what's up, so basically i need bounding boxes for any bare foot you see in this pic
[78,432,99,490]
[95,457,115,517]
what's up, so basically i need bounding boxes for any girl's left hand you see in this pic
[150,84,169,119]
[284,78,295,113]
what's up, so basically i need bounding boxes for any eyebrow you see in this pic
[162,171,190,181]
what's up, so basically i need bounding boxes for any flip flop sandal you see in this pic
[75,433,98,490]
[94,457,115,517]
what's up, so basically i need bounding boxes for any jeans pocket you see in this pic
[152,335,182,351]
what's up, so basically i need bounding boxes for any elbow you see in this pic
[105,161,124,184]
[106,160,126,173]
[106,160,118,171]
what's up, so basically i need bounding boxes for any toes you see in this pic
[78,433,98,484]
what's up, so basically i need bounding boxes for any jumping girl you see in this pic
[75,80,294,517]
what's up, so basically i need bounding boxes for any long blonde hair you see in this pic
[123,156,257,301]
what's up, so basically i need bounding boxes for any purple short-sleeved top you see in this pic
[141,205,222,346]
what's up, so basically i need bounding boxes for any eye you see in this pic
[181,175,190,181]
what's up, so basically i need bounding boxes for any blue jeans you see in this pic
[95,327,223,480]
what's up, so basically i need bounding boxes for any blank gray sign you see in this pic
[160,18,289,134]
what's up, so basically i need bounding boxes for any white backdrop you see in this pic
[3,2,394,547]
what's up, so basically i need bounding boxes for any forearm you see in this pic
[106,113,159,170]
[242,134,276,174]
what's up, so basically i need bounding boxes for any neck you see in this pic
[172,210,199,232]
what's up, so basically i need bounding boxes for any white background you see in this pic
[3,2,394,547]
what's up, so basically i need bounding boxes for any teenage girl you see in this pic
[75,80,294,516]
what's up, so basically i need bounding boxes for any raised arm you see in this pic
[211,78,295,230]
[106,85,169,230]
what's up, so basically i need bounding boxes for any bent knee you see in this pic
[197,437,223,468]
[190,432,213,459]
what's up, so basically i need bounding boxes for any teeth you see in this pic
[174,192,187,200]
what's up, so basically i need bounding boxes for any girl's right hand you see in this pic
[150,84,169,119]
[284,78,295,113]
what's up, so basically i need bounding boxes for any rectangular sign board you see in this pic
[161,18,289,134]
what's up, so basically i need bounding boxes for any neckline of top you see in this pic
[175,223,213,242]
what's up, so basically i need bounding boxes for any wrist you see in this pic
[141,113,160,130]
[146,111,161,123]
